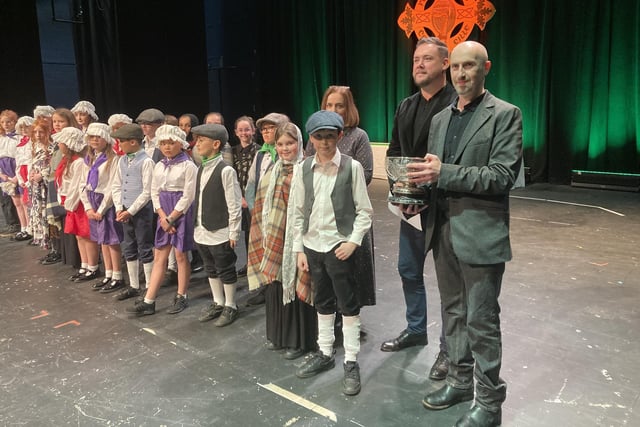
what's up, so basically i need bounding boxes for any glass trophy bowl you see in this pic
[386,156,430,205]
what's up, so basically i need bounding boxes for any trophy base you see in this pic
[388,195,428,206]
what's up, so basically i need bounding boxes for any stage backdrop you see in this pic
[255,0,640,183]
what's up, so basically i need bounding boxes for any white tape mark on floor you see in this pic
[259,382,337,423]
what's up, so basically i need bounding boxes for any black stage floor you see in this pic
[0,181,638,426]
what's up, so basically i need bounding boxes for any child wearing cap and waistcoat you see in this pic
[111,124,155,301]
[136,108,165,163]
[291,110,373,396]
[78,123,124,290]
[190,123,242,326]
[126,125,197,316]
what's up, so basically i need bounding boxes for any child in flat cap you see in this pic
[127,125,197,316]
[78,123,124,289]
[111,124,156,301]
[190,123,243,326]
[291,110,373,396]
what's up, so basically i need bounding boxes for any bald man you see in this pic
[409,41,523,427]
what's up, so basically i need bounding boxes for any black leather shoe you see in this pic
[92,277,112,290]
[100,279,125,293]
[75,270,100,283]
[380,330,427,352]
[455,406,502,427]
[283,348,305,360]
[422,384,474,410]
[428,351,450,381]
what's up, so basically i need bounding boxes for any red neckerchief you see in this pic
[55,154,79,188]
[17,136,30,147]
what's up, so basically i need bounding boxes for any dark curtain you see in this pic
[72,0,124,117]
[255,0,413,139]
[255,0,640,183]
[0,0,46,115]
[480,0,640,181]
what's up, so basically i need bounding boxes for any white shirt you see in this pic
[112,152,155,216]
[194,156,242,245]
[59,158,87,212]
[79,152,118,215]
[0,134,17,158]
[143,136,159,161]
[151,157,197,214]
[291,149,373,253]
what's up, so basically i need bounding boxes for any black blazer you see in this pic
[386,85,457,158]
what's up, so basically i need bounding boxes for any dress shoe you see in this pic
[100,279,125,293]
[264,341,282,351]
[422,384,474,410]
[92,277,112,290]
[283,348,305,360]
[75,270,100,282]
[455,406,502,427]
[380,330,427,352]
[115,286,141,301]
[428,351,450,381]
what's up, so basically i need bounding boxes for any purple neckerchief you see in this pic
[161,151,189,169]
[86,152,107,190]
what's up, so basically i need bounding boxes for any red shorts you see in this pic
[65,203,90,239]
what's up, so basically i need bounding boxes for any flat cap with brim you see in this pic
[305,110,344,134]
[191,124,229,143]
[111,123,143,141]
[256,112,289,129]
[136,108,164,123]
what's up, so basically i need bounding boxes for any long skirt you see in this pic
[265,281,318,352]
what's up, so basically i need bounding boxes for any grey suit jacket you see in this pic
[425,91,523,265]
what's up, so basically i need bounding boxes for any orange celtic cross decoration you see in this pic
[398,0,496,51]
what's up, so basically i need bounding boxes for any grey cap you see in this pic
[136,108,164,124]
[256,112,289,129]
[111,123,143,141]
[305,110,344,134]
[191,123,229,143]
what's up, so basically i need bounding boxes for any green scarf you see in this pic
[258,142,277,162]
[201,152,221,166]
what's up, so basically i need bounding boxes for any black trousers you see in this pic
[433,215,507,412]
[1,192,19,226]
[304,244,360,317]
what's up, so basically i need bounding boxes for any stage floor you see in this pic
[0,181,638,426]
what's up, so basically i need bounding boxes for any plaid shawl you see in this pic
[247,162,312,305]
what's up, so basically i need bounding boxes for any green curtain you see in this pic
[257,0,640,182]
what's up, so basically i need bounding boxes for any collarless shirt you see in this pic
[443,92,486,163]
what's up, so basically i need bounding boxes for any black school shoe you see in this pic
[40,251,62,265]
[100,279,125,293]
[92,277,112,290]
[295,351,336,378]
[115,287,140,301]
[74,270,100,282]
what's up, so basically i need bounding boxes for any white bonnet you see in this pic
[71,100,99,121]
[53,127,87,153]
[155,125,188,149]
[107,113,132,128]
[16,116,34,129]
[33,105,55,118]
[84,123,115,145]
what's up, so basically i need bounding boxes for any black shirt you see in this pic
[443,92,486,163]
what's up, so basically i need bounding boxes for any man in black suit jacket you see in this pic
[381,37,456,382]
[410,41,523,427]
